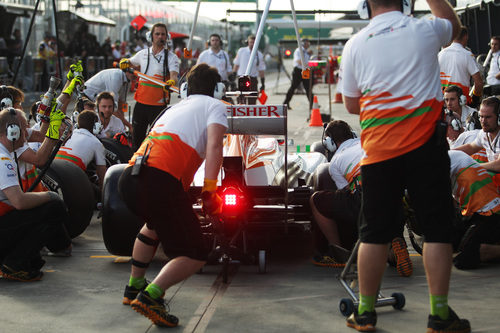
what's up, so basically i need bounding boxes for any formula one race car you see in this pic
[101,104,327,277]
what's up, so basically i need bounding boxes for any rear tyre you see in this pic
[101,164,143,256]
[41,159,95,238]
[100,137,133,167]
[312,162,337,192]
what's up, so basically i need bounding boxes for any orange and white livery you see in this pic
[0,143,19,216]
[130,94,227,191]
[438,42,480,101]
[448,150,500,216]
[339,11,452,165]
[329,138,362,191]
[55,128,106,171]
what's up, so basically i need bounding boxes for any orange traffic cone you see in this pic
[334,86,343,103]
[309,95,323,127]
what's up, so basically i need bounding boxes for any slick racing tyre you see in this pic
[100,137,133,167]
[312,162,337,192]
[101,164,143,256]
[41,159,95,238]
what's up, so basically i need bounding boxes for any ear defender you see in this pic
[213,82,226,100]
[180,82,188,99]
[358,0,411,19]
[6,107,21,142]
[93,113,103,136]
[323,136,337,153]
[0,85,13,110]
[402,0,412,16]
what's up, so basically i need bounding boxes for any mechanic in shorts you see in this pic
[338,0,468,331]
[118,63,227,327]
[310,120,412,277]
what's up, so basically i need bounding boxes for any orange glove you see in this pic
[201,178,222,215]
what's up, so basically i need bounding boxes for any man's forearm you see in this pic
[481,159,500,173]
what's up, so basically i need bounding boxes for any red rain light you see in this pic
[224,194,237,206]
[285,49,291,57]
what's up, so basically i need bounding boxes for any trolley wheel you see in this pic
[339,298,355,317]
[258,250,266,273]
[391,292,406,310]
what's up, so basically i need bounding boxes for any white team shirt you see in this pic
[129,47,180,77]
[61,128,106,167]
[293,46,311,69]
[473,130,500,162]
[449,129,480,148]
[233,47,266,77]
[487,51,500,85]
[152,94,228,159]
[97,115,126,139]
[459,105,476,126]
[0,142,19,207]
[328,138,362,190]
[83,69,129,106]
[438,42,480,89]
[197,49,232,81]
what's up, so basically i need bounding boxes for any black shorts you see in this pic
[359,132,457,244]
[311,188,360,248]
[119,166,208,261]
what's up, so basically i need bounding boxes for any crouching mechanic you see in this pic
[0,108,71,281]
[55,110,106,190]
[310,120,412,277]
[94,91,126,140]
[118,63,227,327]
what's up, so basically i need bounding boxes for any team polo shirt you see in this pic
[14,142,46,192]
[328,138,362,191]
[130,47,180,106]
[487,51,500,85]
[56,128,106,170]
[293,46,311,70]
[473,130,500,162]
[448,150,500,216]
[197,49,232,81]
[97,115,125,139]
[339,11,452,165]
[438,42,480,98]
[129,94,227,191]
[233,47,266,77]
[83,69,129,107]
[0,142,19,216]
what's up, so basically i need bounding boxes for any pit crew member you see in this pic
[338,0,467,331]
[438,27,483,106]
[443,85,477,126]
[118,63,227,327]
[119,23,180,150]
[0,108,71,282]
[95,91,126,139]
[81,68,134,132]
[310,120,412,277]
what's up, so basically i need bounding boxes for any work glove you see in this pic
[66,60,83,81]
[47,191,63,203]
[259,77,265,92]
[63,75,84,96]
[119,58,131,70]
[46,108,66,140]
[165,79,176,87]
[201,178,222,216]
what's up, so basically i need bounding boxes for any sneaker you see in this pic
[346,309,377,332]
[0,264,43,282]
[427,307,471,333]
[130,291,179,327]
[123,281,149,305]
[312,245,351,268]
[391,237,413,277]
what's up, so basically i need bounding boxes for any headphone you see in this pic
[179,81,226,100]
[0,85,13,110]
[146,30,171,47]
[357,0,412,20]
[446,109,462,131]
[322,121,356,153]
[451,86,467,106]
[94,112,103,135]
[6,107,21,142]
[208,34,223,48]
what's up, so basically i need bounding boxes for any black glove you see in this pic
[260,77,265,91]
[228,72,236,83]
[469,94,481,109]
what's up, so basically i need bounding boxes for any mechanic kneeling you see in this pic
[118,63,227,327]
[0,108,71,282]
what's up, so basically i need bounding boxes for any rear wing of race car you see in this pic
[226,104,286,136]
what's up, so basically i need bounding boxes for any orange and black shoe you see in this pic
[346,309,377,332]
[391,237,413,277]
[427,306,471,333]
[130,291,179,327]
[0,264,43,282]
[123,281,149,305]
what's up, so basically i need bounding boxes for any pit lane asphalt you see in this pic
[2,64,500,332]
